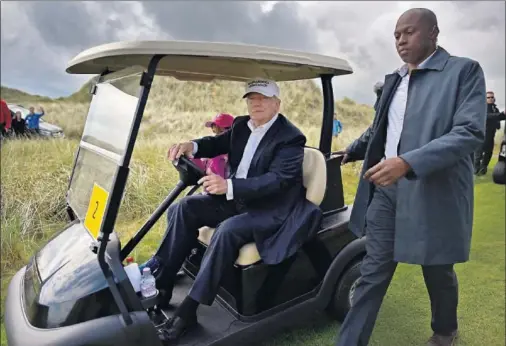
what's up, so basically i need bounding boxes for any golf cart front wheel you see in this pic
[327,260,362,322]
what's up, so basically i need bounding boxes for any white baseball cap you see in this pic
[242,79,280,98]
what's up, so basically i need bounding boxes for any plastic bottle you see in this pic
[124,257,141,293]
[140,267,157,299]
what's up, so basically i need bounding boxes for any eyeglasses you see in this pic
[487,96,494,99]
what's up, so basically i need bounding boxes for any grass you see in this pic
[1,76,504,345]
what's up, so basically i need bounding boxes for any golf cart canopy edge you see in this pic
[66,40,354,81]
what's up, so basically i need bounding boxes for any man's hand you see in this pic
[167,142,194,161]
[364,157,411,186]
[335,149,350,165]
[198,168,228,195]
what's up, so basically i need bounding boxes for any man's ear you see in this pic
[429,25,439,41]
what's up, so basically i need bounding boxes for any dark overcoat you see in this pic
[346,47,487,265]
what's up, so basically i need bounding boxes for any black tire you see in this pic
[327,260,362,322]
[492,160,506,185]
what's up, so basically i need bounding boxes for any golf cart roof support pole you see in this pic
[121,55,165,167]
[319,74,335,157]
[96,55,164,326]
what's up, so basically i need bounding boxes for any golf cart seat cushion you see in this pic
[198,147,327,266]
[198,226,260,266]
[302,147,327,205]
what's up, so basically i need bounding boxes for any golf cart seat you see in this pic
[197,147,327,266]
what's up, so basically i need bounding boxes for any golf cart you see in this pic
[4,40,367,346]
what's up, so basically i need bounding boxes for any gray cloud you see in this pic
[23,2,113,49]
[1,1,504,111]
[141,1,317,51]
[1,1,169,97]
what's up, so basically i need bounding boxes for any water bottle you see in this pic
[140,267,157,299]
[124,257,141,293]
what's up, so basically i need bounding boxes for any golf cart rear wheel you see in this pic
[327,260,362,322]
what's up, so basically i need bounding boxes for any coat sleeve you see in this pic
[400,60,486,179]
[346,126,372,162]
[192,117,243,158]
[192,130,231,159]
[231,134,305,201]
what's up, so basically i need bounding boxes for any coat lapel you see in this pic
[374,73,401,128]
[247,115,284,178]
[229,119,251,178]
[417,46,450,72]
[363,73,402,167]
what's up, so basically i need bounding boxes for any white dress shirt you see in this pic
[384,49,438,159]
[193,114,279,200]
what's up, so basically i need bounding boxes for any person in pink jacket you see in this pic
[191,113,234,179]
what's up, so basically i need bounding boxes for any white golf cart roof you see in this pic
[66,40,353,82]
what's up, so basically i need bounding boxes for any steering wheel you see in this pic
[172,155,206,186]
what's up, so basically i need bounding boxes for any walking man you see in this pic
[335,8,486,346]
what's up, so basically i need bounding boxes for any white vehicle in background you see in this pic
[8,104,65,138]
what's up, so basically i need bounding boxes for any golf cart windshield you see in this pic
[67,66,144,238]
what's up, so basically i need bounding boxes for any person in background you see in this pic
[474,91,506,175]
[25,106,45,136]
[0,99,12,137]
[373,81,384,110]
[11,111,26,137]
[332,115,343,138]
[190,113,234,179]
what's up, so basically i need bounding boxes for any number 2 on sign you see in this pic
[84,183,109,240]
[92,201,99,219]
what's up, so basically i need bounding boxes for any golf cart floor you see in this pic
[155,275,248,346]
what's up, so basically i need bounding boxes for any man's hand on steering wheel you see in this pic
[168,142,194,161]
[198,168,228,195]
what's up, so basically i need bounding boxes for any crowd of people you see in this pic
[0,98,45,139]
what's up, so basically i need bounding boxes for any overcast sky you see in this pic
[1,1,504,109]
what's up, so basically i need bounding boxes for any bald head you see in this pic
[400,8,438,31]
[394,8,440,68]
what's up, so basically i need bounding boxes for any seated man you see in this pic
[142,78,323,341]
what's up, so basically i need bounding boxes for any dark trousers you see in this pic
[154,194,270,305]
[475,131,496,172]
[336,185,458,346]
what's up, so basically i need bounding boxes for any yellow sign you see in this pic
[84,183,109,240]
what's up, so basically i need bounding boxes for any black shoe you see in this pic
[158,315,198,344]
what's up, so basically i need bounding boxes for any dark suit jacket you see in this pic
[193,114,323,265]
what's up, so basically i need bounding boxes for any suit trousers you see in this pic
[336,184,459,346]
[154,194,278,306]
